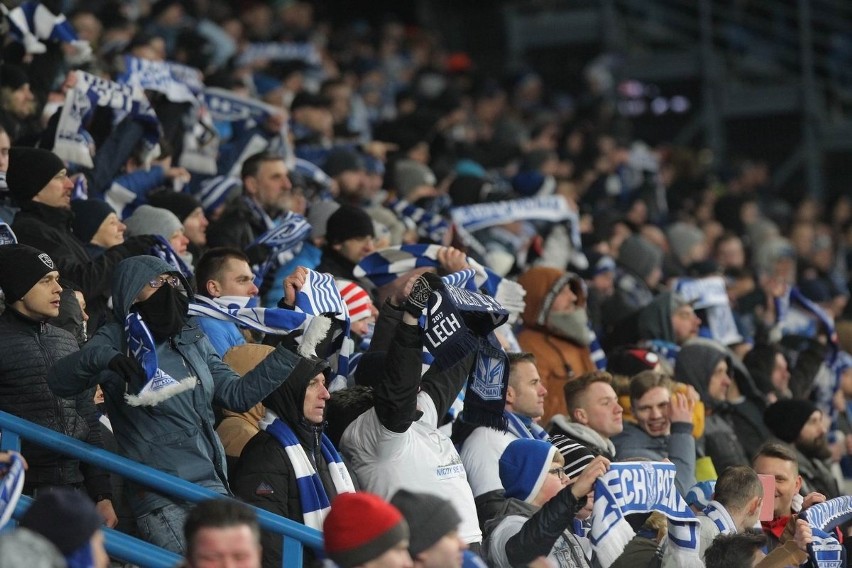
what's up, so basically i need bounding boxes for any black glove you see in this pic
[403,272,444,318]
[108,354,145,383]
[121,235,160,255]
[245,243,271,267]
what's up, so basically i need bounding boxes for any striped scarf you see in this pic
[248,211,311,286]
[590,462,701,568]
[386,198,451,243]
[150,235,193,278]
[504,411,549,441]
[124,312,195,406]
[701,500,738,535]
[0,453,25,529]
[800,495,852,568]
[258,412,355,530]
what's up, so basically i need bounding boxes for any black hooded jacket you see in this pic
[230,354,336,567]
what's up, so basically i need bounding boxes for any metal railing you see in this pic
[0,410,323,567]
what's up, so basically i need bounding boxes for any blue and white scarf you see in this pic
[675,276,743,345]
[150,235,192,278]
[293,158,333,193]
[590,462,701,568]
[118,55,204,103]
[204,87,278,126]
[235,42,322,68]
[701,500,738,535]
[0,452,25,529]
[800,496,852,568]
[424,284,509,429]
[505,411,549,441]
[189,295,315,335]
[3,0,82,53]
[0,222,17,245]
[249,211,312,287]
[124,312,195,406]
[54,71,160,169]
[386,198,451,244]
[258,411,355,531]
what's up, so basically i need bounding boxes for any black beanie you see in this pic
[6,147,66,204]
[21,488,103,555]
[71,199,117,244]
[323,148,365,177]
[0,244,57,303]
[0,64,28,91]
[764,399,818,443]
[148,190,202,221]
[390,489,461,556]
[325,204,375,244]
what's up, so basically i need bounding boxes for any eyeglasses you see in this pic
[548,467,566,480]
[149,275,181,289]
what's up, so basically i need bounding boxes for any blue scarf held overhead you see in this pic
[124,312,195,406]
[258,412,355,531]
[800,495,852,568]
[590,462,702,568]
[424,284,509,429]
[248,211,311,287]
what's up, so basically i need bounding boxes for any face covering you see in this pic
[547,309,592,346]
[133,283,189,341]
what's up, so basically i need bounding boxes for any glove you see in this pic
[403,272,444,318]
[121,235,160,255]
[108,354,146,383]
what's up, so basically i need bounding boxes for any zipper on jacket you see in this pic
[35,327,69,436]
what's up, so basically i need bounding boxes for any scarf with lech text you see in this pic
[590,462,702,568]
[258,410,355,531]
[800,495,852,568]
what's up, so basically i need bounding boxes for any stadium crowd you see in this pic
[0,1,851,567]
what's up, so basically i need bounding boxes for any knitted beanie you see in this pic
[306,200,340,240]
[337,279,373,322]
[394,159,436,198]
[323,148,365,177]
[667,222,706,264]
[123,205,183,240]
[499,438,558,503]
[390,490,461,556]
[6,148,66,204]
[323,492,409,568]
[550,436,595,479]
[20,488,103,555]
[325,204,375,245]
[764,399,819,443]
[0,64,29,91]
[0,244,57,303]
[148,190,202,222]
[618,234,663,280]
[71,199,117,244]
[0,528,66,568]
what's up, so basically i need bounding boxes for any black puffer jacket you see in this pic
[0,308,110,497]
[231,354,336,568]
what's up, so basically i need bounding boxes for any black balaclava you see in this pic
[133,283,189,341]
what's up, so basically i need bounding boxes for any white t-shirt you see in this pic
[341,391,482,544]
[460,426,516,497]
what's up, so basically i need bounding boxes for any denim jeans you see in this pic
[136,502,190,554]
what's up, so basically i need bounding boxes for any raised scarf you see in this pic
[124,312,195,406]
[800,495,852,568]
[258,411,355,530]
[590,462,701,568]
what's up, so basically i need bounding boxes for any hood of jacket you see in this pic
[262,354,330,428]
[636,291,676,342]
[674,342,728,406]
[111,255,194,320]
[518,266,586,331]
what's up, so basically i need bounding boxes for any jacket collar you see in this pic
[19,201,73,227]
[1,306,48,334]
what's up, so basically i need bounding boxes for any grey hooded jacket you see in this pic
[49,255,306,515]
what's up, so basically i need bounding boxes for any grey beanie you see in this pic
[390,489,461,556]
[0,528,66,568]
[618,234,663,280]
[394,159,436,198]
[123,205,183,240]
[306,200,341,240]
[667,222,706,264]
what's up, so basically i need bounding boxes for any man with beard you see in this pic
[517,267,596,425]
[763,399,841,498]
[0,64,39,142]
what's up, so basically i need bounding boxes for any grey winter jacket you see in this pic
[48,255,305,515]
[611,421,696,495]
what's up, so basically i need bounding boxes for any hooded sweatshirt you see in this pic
[517,267,595,425]
[48,255,307,516]
[674,343,749,472]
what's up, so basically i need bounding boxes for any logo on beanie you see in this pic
[38,253,54,269]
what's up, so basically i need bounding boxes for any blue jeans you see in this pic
[136,502,190,554]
